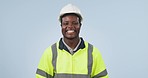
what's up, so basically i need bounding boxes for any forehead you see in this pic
[61,14,79,22]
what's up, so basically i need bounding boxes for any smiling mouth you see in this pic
[66,30,75,34]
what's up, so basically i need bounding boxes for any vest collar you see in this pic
[59,37,85,53]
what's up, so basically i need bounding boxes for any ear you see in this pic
[80,23,82,27]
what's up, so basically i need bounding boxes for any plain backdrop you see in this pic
[0,0,148,78]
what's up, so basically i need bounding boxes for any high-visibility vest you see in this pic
[36,42,108,78]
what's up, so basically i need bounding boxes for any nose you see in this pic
[67,23,74,28]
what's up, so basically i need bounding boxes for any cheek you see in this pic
[76,26,81,31]
[61,27,66,33]
[61,26,66,29]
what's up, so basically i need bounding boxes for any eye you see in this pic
[72,22,79,26]
[62,22,68,26]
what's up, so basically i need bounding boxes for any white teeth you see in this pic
[67,30,74,33]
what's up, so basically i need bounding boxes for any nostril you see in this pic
[67,26,74,29]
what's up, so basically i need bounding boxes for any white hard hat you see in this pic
[59,4,83,22]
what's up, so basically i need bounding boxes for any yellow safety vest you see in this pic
[36,41,108,78]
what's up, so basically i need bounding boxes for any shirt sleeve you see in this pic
[36,46,54,78]
[91,47,109,78]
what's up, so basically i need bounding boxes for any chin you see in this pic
[64,36,78,40]
[65,37,75,40]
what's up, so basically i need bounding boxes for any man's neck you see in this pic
[63,37,80,49]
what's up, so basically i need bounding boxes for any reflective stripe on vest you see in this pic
[54,74,89,78]
[51,43,93,78]
[36,68,53,78]
[92,69,108,78]
[51,43,57,72]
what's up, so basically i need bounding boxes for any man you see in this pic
[36,4,109,78]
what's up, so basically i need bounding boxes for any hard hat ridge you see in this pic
[59,3,83,22]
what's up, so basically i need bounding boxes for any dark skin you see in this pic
[61,15,81,49]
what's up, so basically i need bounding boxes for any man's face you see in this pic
[61,15,81,40]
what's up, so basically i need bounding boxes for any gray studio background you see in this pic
[0,0,148,78]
